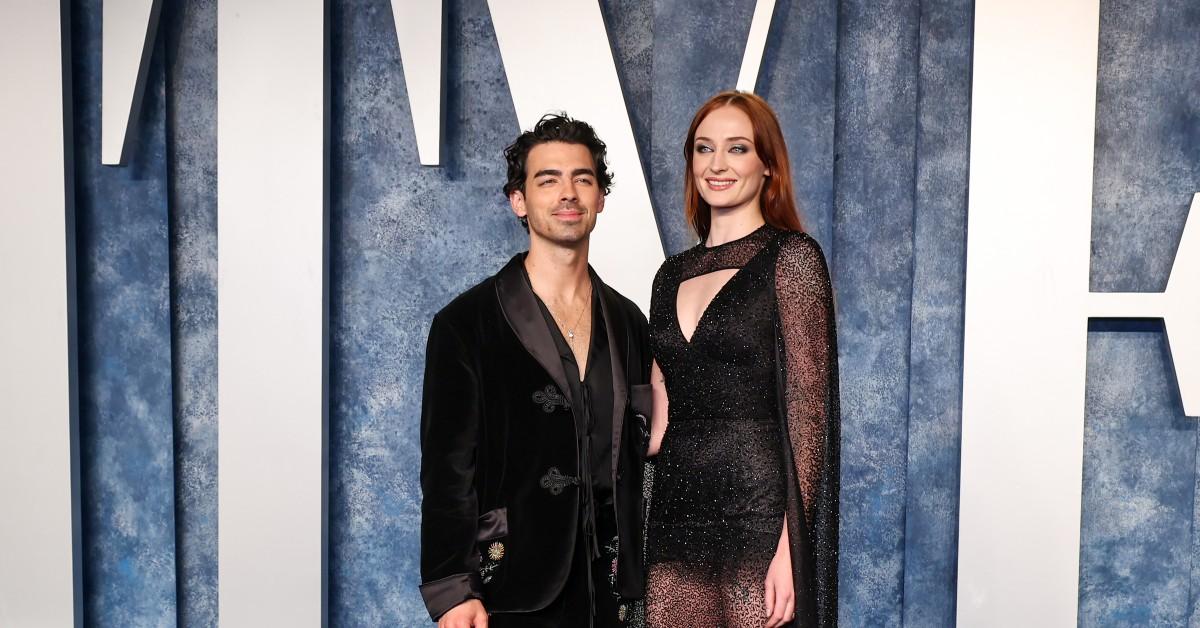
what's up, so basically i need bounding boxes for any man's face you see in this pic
[510,141,605,247]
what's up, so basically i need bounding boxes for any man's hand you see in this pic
[438,599,488,628]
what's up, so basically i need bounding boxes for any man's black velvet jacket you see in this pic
[419,254,653,621]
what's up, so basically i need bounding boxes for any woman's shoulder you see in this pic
[655,243,702,278]
[775,229,825,260]
[774,230,830,278]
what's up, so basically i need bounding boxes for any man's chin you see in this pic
[531,226,592,247]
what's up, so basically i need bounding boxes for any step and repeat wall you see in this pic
[1,0,1198,626]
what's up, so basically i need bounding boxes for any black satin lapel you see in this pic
[593,271,629,485]
[495,255,573,402]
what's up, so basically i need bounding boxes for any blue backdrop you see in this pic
[65,0,1199,626]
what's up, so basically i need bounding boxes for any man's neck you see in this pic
[524,237,592,303]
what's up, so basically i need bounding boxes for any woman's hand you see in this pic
[763,520,794,627]
[647,360,669,456]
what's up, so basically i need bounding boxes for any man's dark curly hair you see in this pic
[502,113,614,198]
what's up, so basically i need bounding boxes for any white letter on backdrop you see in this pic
[0,1,81,626]
[101,0,162,165]
[958,0,1198,625]
[391,1,444,166]
[217,1,328,626]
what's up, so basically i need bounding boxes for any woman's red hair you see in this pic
[683,91,804,241]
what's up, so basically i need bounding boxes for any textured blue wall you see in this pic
[64,1,1200,626]
[900,0,973,625]
[1079,1,1200,626]
[328,1,525,624]
[71,0,178,625]
[164,0,218,625]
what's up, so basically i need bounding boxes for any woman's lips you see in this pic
[706,178,736,191]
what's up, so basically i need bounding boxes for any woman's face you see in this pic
[691,105,770,214]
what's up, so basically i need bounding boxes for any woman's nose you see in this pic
[709,152,728,173]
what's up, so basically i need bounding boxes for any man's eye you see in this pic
[538,179,555,186]
[575,178,593,185]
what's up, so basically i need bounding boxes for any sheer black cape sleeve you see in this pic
[774,232,840,627]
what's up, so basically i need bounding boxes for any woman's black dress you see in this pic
[645,225,840,627]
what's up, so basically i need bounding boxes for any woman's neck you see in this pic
[706,205,766,247]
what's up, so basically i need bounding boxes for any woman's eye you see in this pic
[730,145,748,154]
[695,144,712,153]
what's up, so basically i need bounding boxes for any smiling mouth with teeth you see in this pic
[706,179,736,190]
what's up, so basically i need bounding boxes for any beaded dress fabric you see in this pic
[645,225,840,627]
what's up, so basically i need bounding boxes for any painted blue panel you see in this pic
[757,0,839,251]
[599,0,654,192]
[1080,324,1194,627]
[327,1,524,625]
[1090,0,1200,293]
[830,1,920,626]
[70,0,178,625]
[650,0,757,254]
[1080,0,1200,624]
[901,1,973,626]
[70,1,1194,624]
[163,0,218,625]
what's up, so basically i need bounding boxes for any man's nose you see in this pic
[561,180,579,201]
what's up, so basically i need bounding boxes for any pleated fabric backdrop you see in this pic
[64,0,1199,625]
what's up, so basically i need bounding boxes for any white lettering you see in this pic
[101,0,162,165]
[391,1,444,166]
[0,1,81,626]
[217,1,327,626]
[736,0,776,92]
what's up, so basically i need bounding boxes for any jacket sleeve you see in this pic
[627,304,654,457]
[775,233,841,627]
[419,312,484,620]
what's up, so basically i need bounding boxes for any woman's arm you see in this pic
[646,359,669,456]
[764,515,794,628]
[775,233,841,626]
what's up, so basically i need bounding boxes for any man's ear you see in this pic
[595,194,605,214]
[509,190,526,218]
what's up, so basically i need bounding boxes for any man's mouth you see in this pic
[553,204,585,218]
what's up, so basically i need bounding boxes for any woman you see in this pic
[644,91,840,628]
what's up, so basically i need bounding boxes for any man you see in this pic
[419,114,653,627]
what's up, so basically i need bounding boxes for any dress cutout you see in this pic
[645,224,840,627]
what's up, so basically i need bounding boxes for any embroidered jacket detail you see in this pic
[539,466,579,495]
[532,384,569,413]
[479,541,505,584]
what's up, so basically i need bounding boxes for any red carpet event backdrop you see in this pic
[1,0,1198,626]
